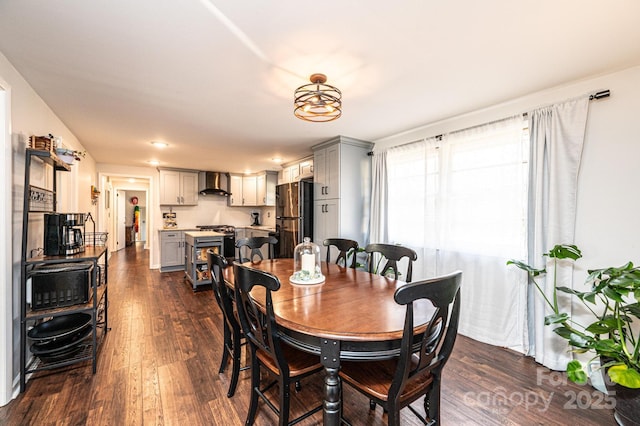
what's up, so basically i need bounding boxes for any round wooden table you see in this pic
[224,259,434,426]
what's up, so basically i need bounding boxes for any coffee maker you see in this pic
[251,212,260,226]
[44,213,85,256]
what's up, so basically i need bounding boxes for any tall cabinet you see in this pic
[20,149,109,392]
[312,136,373,251]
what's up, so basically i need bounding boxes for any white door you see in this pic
[116,190,126,251]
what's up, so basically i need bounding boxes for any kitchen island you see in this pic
[184,231,224,290]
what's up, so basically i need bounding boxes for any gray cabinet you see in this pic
[159,230,186,271]
[159,169,198,205]
[184,232,223,290]
[312,136,373,250]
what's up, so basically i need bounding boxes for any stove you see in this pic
[196,224,235,235]
[196,225,236,258]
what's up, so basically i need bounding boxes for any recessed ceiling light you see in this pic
[151,141,168,148]
[272,157,283,163]
[128,178,136,183]
[148,160,160,166]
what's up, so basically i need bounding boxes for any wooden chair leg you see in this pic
[278,378,291,426]
[219,322,231,374]
[227,329,242,397]
[426,380,441,425]
[245,351,260,426]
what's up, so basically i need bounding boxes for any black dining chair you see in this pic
[365,243,418,282]
[236,236,278,263]
[339,270,463,425]
[206,249,247,398]
[233,262,324,425]
[323,238,359,268]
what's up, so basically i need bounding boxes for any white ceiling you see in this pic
[1,1,640,174]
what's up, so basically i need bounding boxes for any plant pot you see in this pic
[604,376,640,425]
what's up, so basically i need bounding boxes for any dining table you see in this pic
[223,258,435,426]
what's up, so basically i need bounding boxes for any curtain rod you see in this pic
[367,89,611,155]
[523,89,610,117]
[589,89,610,100]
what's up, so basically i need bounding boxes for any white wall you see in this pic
[374,65,640,281]
[0,50,97,404]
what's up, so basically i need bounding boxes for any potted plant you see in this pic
[508,244,640,425]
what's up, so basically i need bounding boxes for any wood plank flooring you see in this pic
[0,244,617,425]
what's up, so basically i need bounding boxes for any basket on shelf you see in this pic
[29,135,54,152]
[85,232,108,247]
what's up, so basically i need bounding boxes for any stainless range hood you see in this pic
[198,171,231,196]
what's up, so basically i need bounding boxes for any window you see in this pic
[385,115,529,348]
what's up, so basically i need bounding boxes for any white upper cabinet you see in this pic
[242,175,258,206]
[279,157,313,184]
[159,169,199,205]
[228,171,277,207]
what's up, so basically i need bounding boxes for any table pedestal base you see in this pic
[321,339,342,426]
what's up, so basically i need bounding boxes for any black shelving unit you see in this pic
[19,148,109,392]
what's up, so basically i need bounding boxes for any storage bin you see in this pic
[30,262,93,310]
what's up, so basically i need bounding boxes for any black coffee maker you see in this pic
[44,213,85,256]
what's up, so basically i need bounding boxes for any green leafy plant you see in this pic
[508,244,640,389]
[353,247,400,278]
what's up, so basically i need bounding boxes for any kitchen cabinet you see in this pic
[314,144,340,200]
[299,160,313,178]
[184,231,223,290]
[19,148,109,393]
[313,199,339,249]
[243,175,258,206]
[228,171,277,207]
[312,136,373,248]
[159,169,198,205]
[256,171,277,206]
[159,230,187,271]
[279,158,313,184]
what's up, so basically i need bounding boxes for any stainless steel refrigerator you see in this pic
[275,180,313,258]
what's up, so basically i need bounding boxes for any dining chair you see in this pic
[323,238,359,268]
[365,243,418,282]
[236,236,278,263]
[339,270,463,425]
[206,249,247,398]
[233,262,324,425]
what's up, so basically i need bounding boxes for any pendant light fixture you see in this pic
[294,73,342,122]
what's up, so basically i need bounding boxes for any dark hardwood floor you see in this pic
[0,244,617,425]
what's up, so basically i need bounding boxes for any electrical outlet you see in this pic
[267,212,271,218]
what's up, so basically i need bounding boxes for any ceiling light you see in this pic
[272,157,283,163]
[294,73,342,122]
[148,160,160,166]
[151,141,168,148]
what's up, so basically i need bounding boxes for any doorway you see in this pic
[100,175,151,253]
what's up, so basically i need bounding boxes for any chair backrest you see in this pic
[390,270,462,403]
[323,238,359,268]
[206,249,238,334]
[235,236,278,263]
[233,262,289,375]
[364,243,418,282]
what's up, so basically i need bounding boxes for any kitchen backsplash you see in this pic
[160,196,275,228]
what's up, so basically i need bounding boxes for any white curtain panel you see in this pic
[527,97,589,370]
[441,117,528,348]
[369,151,388,245]
[385,119,529,349]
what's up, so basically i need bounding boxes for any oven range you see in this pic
[195,225,235,259]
